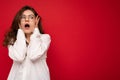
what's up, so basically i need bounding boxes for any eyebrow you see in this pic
[22,14,35,16]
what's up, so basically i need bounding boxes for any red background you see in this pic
[0,0,120,80]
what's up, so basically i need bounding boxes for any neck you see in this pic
[25,33,31,44]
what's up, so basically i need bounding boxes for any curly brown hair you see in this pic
[3,5,44,47]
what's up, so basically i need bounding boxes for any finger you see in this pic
[35,15,40,27]
[36,16,40,24]
[19,24,22,29]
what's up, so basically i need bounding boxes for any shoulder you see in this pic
[41,34,50,38]
[40,34,51,41]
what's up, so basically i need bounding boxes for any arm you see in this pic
[8,29,27,62]
[27,28,51,61]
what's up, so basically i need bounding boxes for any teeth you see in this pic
[25,24,30,27]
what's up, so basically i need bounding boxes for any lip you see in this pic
[24,23,30,29]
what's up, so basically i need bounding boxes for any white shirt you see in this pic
[7,28,51,80]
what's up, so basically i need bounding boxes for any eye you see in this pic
[30,16,34,19]
[21,16,26,19]
[29,15,35,19]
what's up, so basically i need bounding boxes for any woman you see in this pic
[3,5,51,80]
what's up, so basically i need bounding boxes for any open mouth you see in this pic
[25,24,30,28]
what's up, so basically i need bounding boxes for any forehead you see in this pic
[22,10,34,15]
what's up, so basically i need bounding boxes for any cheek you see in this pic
[32,21,36,25]
[30,22,36,27]
[20,22,25,28]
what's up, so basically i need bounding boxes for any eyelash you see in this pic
[21,15,35,19]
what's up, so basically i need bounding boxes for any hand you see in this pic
[35,15,40,28]
[19,24,22,29]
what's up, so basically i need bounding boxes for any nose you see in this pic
[25,17,29,22]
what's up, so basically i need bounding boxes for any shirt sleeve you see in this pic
[27,28,51,61]
[8,29,27,62]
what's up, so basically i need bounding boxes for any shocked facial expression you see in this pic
[20,10,36,35]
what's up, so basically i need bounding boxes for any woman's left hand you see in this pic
[35,15,40,28]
